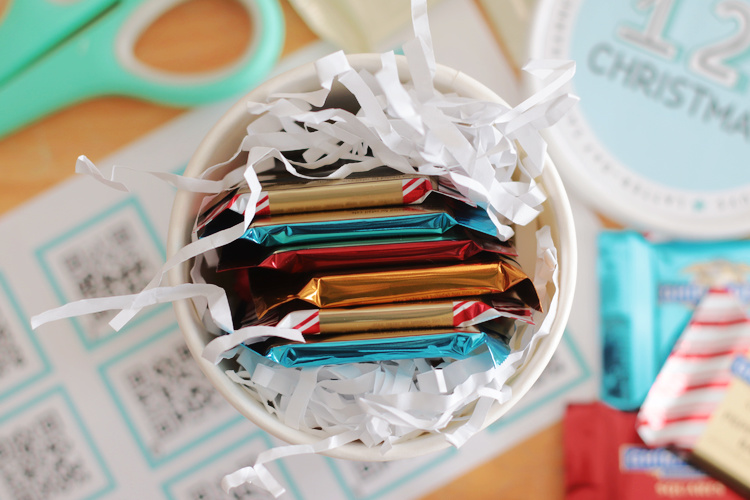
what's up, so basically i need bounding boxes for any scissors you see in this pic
[0,0,284,139]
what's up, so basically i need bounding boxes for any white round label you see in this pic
[529,0,750,238]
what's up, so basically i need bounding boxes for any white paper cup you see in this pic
[167,54,577,461]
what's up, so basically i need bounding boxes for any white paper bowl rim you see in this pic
[167,53,578,461]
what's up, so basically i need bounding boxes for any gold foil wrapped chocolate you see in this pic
[251,258,539,318]
[260,175,434,215]
[317,302,453,333]
[266,298,531,334]
[196,175,435,232]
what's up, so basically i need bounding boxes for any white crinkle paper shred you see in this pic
[30,0,576,496]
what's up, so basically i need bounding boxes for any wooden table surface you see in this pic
[0,0,565,498]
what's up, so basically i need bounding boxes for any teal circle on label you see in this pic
[570,0,750,192]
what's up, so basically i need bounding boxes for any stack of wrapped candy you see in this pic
[195,166,540,368]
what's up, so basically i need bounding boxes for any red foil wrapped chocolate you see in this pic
[217,232,515,273]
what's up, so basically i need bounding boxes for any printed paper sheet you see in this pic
[0,1,600,498]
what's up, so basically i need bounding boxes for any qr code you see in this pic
[0,314,25,380]
[0,409,90,500]
[59,222,156,338]
[124,341,225,453]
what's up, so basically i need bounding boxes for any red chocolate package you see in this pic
[217,231,515,273]
[564,402,741,500]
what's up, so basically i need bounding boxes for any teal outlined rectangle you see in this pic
[34,196,169,350]
[0,271,52,402]
[98,322,244,468]
[326,330,590,500]
[0,385,116,499]
[161,430,305,500]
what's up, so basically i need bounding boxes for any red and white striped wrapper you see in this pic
[636,288,750,451]
[455,298,534,326]
[400,177,434,205]
[275,299,533,335]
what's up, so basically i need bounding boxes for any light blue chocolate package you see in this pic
[240,329,511,368]
[198,199,498,248]
[598,230,750,410]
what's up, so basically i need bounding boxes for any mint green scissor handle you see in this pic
[0,0,119,87]
[0,0,284,139]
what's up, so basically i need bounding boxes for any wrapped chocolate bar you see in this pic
[248,258,540,318]
[217,230,515,273]
[692,354,750,497]
[598,231,750,410]
[268,298,534,335]
[564,402,741,500]
[254,327,511,367]
[210,296,530,366]
[197,199,497,247]
[636,288,750,497]
[196,173,470,226]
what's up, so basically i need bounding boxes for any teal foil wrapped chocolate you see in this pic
[250,328,511,368]
[198,200,497,247]
[598,231,750,410]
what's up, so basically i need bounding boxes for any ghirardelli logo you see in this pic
[620,445,705,478]
[659,260,750,304]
